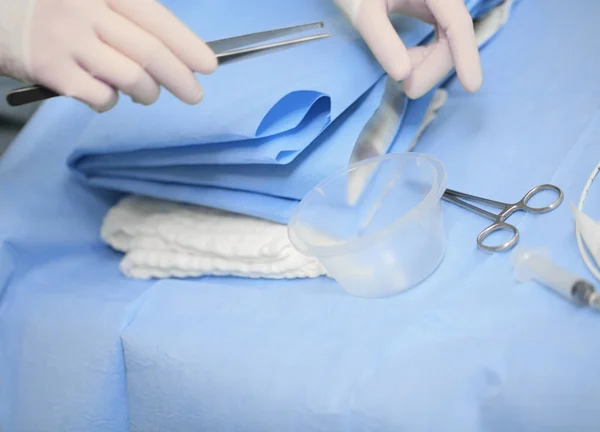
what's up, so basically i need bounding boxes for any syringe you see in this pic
[510,247,600,310]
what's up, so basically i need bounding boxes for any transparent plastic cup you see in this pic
[288,153,448,297]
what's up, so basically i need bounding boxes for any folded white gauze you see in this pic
[101,195,327,280]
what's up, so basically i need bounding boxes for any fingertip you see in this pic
[203,50,218,74]
[403,78,429,100]
[387,58,413,82]
[455,48,483,93]
[70,86,119,113]
[94,91,119,113]
[191,43,218,74]
[183,83,204,105]
[367,38,413,82]
[371,41,412,81]
[133,86,161,106]
[463,73,483,93]
[456,62,483,93]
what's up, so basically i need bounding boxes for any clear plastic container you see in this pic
[288,153,448,297]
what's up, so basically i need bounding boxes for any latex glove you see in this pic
[0,0,218,112]
[335,0,482,99]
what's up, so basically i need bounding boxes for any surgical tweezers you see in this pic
[5,21,329,107]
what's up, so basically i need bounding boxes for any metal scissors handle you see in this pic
[442,184,564,252]
[5,22,328,107]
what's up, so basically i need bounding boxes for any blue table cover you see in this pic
[3,0,600,430]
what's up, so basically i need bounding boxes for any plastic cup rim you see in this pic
[287,152,448,258]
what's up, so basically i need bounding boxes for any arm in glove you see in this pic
[335,0,483,99]
[0,0,218,112]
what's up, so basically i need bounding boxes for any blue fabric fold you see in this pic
[67,0,505,224]
[68,0,500,173]
[79,80,437,223]
[68,0,424,167]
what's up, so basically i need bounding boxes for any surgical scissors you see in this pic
[5,21,329,107]
[442,184,564,252]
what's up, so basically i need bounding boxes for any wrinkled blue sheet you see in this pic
[3,0,600,430]
[67,0,503,225]
[78,78,439,223]
[68,0,424,168]
[68,0,503,177]
[0,102,137,431]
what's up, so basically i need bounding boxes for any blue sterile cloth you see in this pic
[76,77,439,223]
[4,0,600,431]
[68,0,424,167]
[0,102,141,431]
[65,0,504,225]
[67,0,503,209]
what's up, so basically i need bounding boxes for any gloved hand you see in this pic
[335,0,482,99]
[0,0,218,112]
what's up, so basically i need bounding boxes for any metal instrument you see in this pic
[5,21,329,107]
[349,78,407,165]
[346,78,407,205]
[442,184,564,252]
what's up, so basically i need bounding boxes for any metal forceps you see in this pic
[5,21,329,107]
[442,184,564,252]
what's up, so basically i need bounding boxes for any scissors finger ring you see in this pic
[477,222,520,252]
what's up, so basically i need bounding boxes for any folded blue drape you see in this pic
[69,0,433,166]
[67,0,507,223]
[76,79,439,223]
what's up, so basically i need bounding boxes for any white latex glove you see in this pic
[335,0,483,99]
[0,0,218,112]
